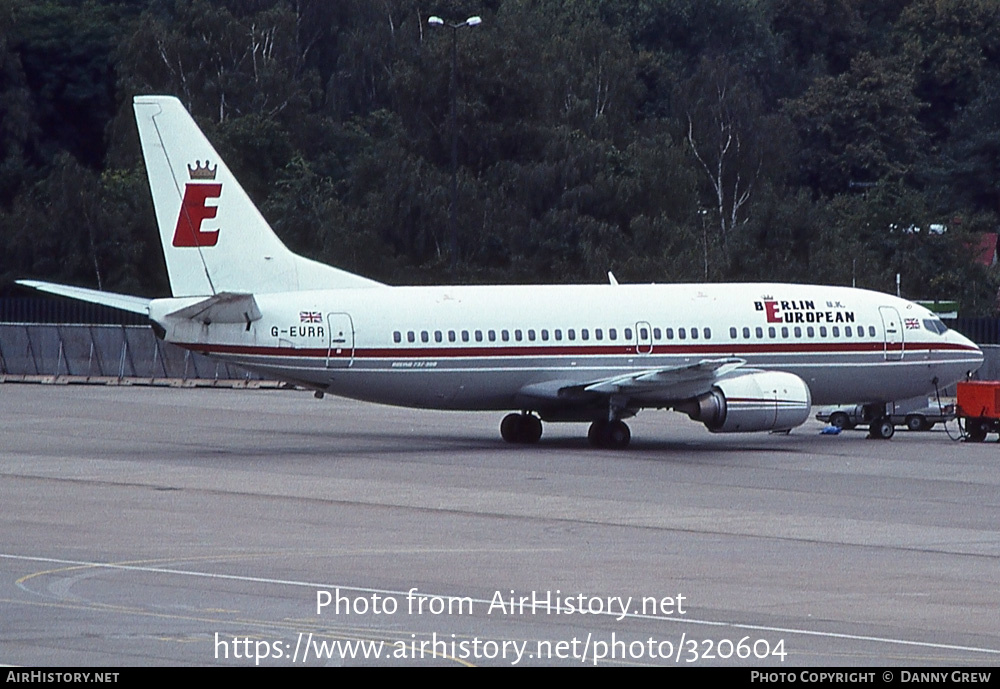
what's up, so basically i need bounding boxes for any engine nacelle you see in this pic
[677,371,812,433]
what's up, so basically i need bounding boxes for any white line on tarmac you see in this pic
[3,552,998,657]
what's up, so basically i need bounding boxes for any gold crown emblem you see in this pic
[761,294,774,300]
[188,160,217,180]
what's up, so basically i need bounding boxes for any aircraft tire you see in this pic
[501,413,542,444]
[588,420,607,447]
[868,418,895,440]
[606,420,631,449]
[521,415,542,443]
[587,420,631,449]
[500,413,523,443]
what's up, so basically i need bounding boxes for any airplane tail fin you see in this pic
[132,95,383,297]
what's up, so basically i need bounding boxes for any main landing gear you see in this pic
[500,413,543,444]
[499,413,632,449]
[587,419,631,449]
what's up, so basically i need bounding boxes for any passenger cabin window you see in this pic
[665,328,674,340]
[730,327,737,339]
[393,331,402,343]
[704,328,712,339]
[434,330,442,342]
[407,331,415,343]
[475,330,483,342]
[541,329,549,341]
[462,330,470,342]
[742,327,750,339]
[781,326,789,338]
[449,330,456,342]
[625,328,633,340]
[690,328,698,340]
[653,328,661,339]
[528,329,536,341]
[568,329,576,340]
[755,327,763,338]
[768,327,776,338]
[515,329,523,341]
[609,328,617,340]
[678,328,686,340]
[501,330,510,342]
[488,330,496,342]
[421,331,429,343]
[869,326,877,337]
[581,329,589,340]
[554,330,562,341]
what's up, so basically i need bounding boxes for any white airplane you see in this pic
[19,95,984,446]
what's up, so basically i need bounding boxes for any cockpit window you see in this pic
[923,319,948,335]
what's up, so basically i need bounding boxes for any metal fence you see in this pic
[0,323,267,385]
[944,318,1000,346]
[0,297,148,325]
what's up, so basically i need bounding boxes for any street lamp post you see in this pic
[428,15,481,271]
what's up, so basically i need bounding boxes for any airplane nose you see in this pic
[951,330,984,374]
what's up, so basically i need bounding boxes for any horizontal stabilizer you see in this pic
[16,280,151,316]
[165,292,261,324]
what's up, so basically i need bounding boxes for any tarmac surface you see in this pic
[1,384,998,667]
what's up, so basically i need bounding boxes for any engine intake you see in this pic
[676,371,812,433]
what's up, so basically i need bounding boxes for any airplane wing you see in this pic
[17,280,151,315]
[515,357,747,406]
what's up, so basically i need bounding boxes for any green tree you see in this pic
[895,0,1000,139]
[784,52,927,195]
[676,56,790,263]
[938,71,1000,216]
[0,22,37,205]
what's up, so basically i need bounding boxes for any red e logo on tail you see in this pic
[173,161,221,247]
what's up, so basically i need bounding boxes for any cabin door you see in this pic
[878,306,904,361]
[326,313,355,368]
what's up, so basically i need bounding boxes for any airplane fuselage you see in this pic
[151,282,981,416]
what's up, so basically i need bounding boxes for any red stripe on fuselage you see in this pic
[172,341,978,359]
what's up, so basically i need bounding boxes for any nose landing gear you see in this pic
[867,417,895,440]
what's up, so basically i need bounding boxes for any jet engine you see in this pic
[676,371,812,433]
